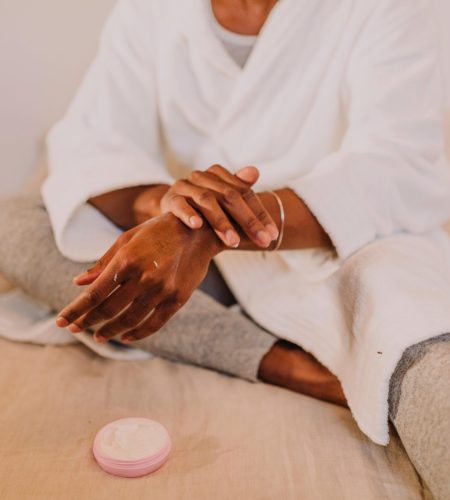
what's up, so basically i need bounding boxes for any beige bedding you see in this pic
[0,338,424,500]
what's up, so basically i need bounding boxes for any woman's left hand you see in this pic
[55,213,221,343]
[160,165,279,249]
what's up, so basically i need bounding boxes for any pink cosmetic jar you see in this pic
[93,417,171,478]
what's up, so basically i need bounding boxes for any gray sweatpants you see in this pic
[0,195,449,499]
[0,195,276,382]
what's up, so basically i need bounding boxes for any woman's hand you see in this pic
[160,165,279,249]
[55,213,221,343]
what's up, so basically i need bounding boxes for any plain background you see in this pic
[0,0,449,195]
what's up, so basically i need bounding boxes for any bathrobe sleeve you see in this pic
[42,0,172,262]
[292,0,450,259]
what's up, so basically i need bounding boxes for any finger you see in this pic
[165,194,203,229]
[221,194,272,247]
[56,259,125,328]
[207,164,258,189]
[94,284,164,341]
[191,171,272,247]
[121,299,185,343]
[71,279,139,333]
[171,180,240,247]
[73,272,101,287]
[235,166,260,185]
[73,237,123,286]
[206,166,278,242]
[240,190,279,241]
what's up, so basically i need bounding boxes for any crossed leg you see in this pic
[3,194,450,497]
[0,194,345,405]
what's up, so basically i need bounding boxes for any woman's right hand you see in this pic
[160,165,279,249]
[57,213,221,343]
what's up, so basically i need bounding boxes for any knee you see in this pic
[0,195,46,229]
[392,340,450,500]
[0,194,52,260]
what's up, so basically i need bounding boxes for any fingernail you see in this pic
[121,336,134,344]
[94,334,106,343]
[74,270,89,280]
[266,224,279,240]
[68,324,82,333]
[189,216,202,228]
[256,231,271,247]
[56,317,69,328]
[226,230,240,248]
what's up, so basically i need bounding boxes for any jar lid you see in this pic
[93,417,171,478]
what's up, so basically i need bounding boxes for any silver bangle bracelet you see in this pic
[269,191,285,251]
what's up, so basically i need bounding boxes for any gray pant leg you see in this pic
[389,335,450,500]
[136,290,276,381]
[0,195,86,310]
[0,195,276,381]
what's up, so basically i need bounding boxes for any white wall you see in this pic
[431,0,450,160]
[0,0,115,195]
[0,0,449,195]
[433,0,450,106]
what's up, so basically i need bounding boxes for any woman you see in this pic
[2,0,450,461]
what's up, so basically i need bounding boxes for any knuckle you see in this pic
[207,164,222,174]
[163,284,177,298]
[97,302,117,318]
[175,292,189,306]
[255,209,269,221]
[118,254,138,274]
[246,217,261,231]
[64,309,79,323]
[173,179,187,192]
[198,189,213,204]
[115,248,129,265]
[140,272,155,286]
[86,289,103,306]
[81,312,99,327]
[214,216,230,231]
[118,315,136,330]
[147,319,164,333]
[190,170,203,181]
[223,188,240,203]
[172,195,186,208]
[241,189,255,201]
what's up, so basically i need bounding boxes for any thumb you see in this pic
[73,264,102,286]
[235,166,260,186]
[72,241,119,285]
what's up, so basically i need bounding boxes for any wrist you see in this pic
[133,184,170,224]
[194,222,226,258]
[157,212,225,259]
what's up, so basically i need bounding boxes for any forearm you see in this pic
[89,184,331,252]
[88,184,170,230]
[190,188,332,256]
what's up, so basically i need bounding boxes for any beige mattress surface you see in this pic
[0,338,423,500]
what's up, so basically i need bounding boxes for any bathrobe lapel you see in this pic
[174,0,351,187]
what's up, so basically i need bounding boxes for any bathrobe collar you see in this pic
[172,0,324,170]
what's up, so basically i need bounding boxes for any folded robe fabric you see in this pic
[0,290,152,361]
[41,0,450,444]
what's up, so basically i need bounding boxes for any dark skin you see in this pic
[55,0,347,407]
[57,165,345,407]
[59,165,331,341]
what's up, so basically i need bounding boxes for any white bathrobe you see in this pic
[42,0,450,444]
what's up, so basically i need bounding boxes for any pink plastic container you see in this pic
[93,417,171,478]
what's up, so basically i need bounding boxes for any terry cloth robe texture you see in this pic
[42,0,450,444]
